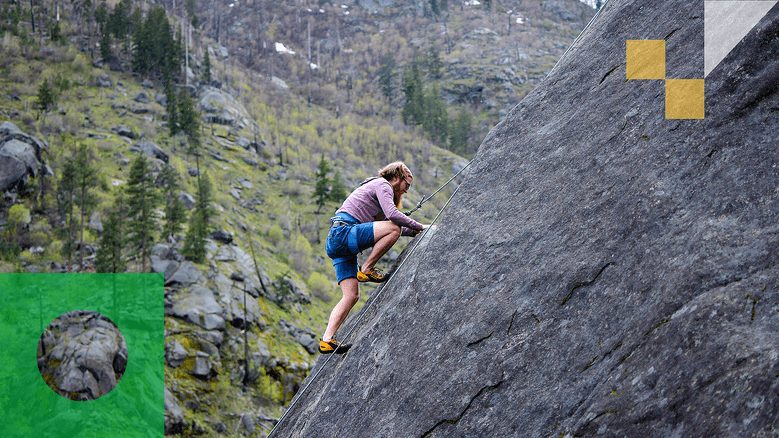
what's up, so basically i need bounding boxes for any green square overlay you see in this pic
[0,274,164,437]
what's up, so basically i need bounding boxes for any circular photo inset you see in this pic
[37,310,128,401]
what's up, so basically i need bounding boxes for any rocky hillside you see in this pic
[192,0,594,153]
[272,0,779,436]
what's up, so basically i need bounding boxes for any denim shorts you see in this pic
[325,212,375,283]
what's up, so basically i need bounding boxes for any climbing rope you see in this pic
[265,162,473,437]
[405,158,475,216]
[546,1,608,78]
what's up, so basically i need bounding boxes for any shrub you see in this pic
[70,53,89,73]
[1,32,21,57]
[267,224,284,245]
[8,63,30,83]
[307,271,333,302]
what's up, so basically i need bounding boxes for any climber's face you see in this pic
[393,172,412,195]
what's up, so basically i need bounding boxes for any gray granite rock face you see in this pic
[112,125,136,139]
[37,311,127,401]
[165,340,188,368]
[214,272,266,330]
[130,140,169,163]
[169,285,225,330]
[274,2,779,437]
[191,351,214,380]
[164,388,185,434]
[198,86,257,130]
[279,319,318,355]
[0,122,46,191]
[165,261,205,286]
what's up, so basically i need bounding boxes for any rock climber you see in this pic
[319,161,428,354]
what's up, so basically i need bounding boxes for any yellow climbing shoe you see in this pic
[319,338,351,354]
[357,267,388,283]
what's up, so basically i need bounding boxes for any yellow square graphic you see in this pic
[626,40,666,80]
[665,79,705,119]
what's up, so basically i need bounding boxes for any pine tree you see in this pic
[430,0,440,16]
[202,50,212,84]
[132,6,179,79]
[314,155,331,214]
[178,89,200,147]
[108,0,131,40]
[185,0,199,27]
[74,144,99,271]
[402,61,424,125]
[378,54,395,102]
[100,30,112,62]
[35,79,56,120]
[94,1,109,32]
[426,46,443,80]
[125,154,159,271]
[50,20,62,43]
[329,169,347,203]
[182,173,213,263]
[421,85,449,143]
[57,154,78,268]
[165,80,178,135]
[449,107,472,156]
[131,12,151,73]
[95,193,127,273]
[160,164,186,240]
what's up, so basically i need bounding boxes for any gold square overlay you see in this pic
[626,40,666,80]
[665,79,705,119]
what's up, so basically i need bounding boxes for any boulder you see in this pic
[88,211,103,233]
[165,340,188,368]
[213,272,265,330]
[210,230,234,244]
[95,74,113,88]
[134,92,150,104]
[272,276,311,305]
[271,76,289,90]
[37,311,127,401]
[0,152,27,192]
[153,257,180,281]
[179,191,196,209]
[130,141,169,163]
[215,245,237,262]
[241,414,255,434]
[165,261,204,286]
[279,319,318,355]
[169,285,225,330]
[112,125,136,139]
[197,86,257,130]
[191,351,213,379]
[0,122,46,191]
[236,137,251,149]
[164,388,185,435]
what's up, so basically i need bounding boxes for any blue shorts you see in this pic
[325,212,375,283]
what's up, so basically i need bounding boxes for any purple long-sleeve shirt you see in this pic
[336,177,423,236]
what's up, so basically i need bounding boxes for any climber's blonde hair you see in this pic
[377,161,413,209]
[378,161,413,182]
